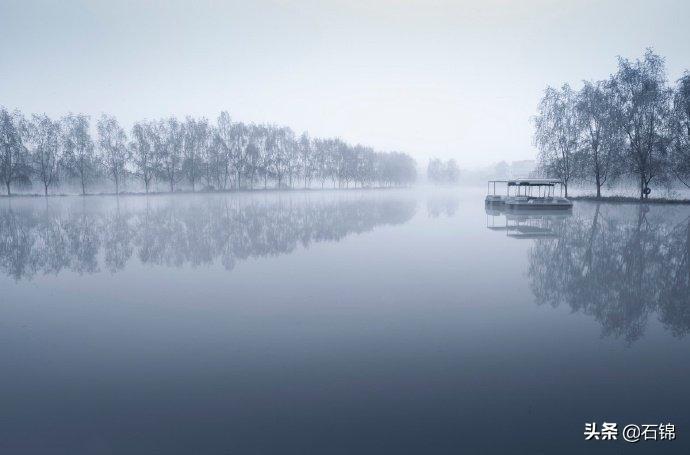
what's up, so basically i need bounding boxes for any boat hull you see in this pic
[485,195,507,205]
[504,197,572,210]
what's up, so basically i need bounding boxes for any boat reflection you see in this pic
[485,205,572,239]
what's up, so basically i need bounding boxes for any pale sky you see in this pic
[1,0,688,167]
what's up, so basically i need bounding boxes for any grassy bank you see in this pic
[570,195,690,205]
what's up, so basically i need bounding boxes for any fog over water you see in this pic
[2,188,690,453]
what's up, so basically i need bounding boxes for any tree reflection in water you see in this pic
[0,194,417,281]
[527,203,690,342]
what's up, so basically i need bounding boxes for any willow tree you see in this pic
[611,50,671,200]
[534,84,580,197]
[575,80,622,198]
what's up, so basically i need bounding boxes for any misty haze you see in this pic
[2,0,690,454]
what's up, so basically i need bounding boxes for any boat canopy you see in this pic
[506,178,562,186]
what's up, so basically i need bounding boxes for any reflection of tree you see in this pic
[0,195,416,280]
[426,194,460,218]
[528,204,690,342]
[658,219,690,336]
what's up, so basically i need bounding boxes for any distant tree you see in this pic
[0,108,30,196]
[313,138,330,188]
[534,84,580,197]
[159,117,184,192]
[427,158,459,184]
[215,113,252,189]
[246,124,267,190]
[611,50,672,199]
[215,112,235,190]
[97,114,129,194]
[427,158,443,183]
[27,114,62,196]
[298,132,314,188]
[62,114,96,195]
[354,144,375,187]
[267,126,295,188]
[285,131,300,188]
[130,121,157,193]
[446,159,460,184]
[182,117,209,192]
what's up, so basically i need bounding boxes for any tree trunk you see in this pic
[595,172,601,198]
[640,175,645,200]
[6,180,11,196]
[44,183,48,196]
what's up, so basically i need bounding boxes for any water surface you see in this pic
[1,189,689,453]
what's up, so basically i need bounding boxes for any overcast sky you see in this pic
[1,0,688,167]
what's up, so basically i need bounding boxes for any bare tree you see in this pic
[182,117,209,192]
[130,121,156,193]
[97,114,129,194]
[670,72,690,187]
[534,84,580,197]
[215,112,235,190]
[246,124,266,190]
[159,117,184,192]
[576,80,622,197]
[298,132,313,189]
[230,121,250,190]
[0,108,30,196]
[62,114,96,195]
[27,114,62,196]
[266,126,293,188]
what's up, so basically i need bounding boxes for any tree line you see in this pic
[534,49,690,199]
[426,158,460,185]
[0,110,417,196]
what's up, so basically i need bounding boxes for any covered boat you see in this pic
[485,178,572,210]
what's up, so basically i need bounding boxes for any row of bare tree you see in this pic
[534,49,690,199]
[0,110,417,196]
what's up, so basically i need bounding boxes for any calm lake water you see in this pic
[1,189,689,454]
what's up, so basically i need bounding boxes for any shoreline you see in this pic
[0,186,412,199]
[570,195,690,205]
